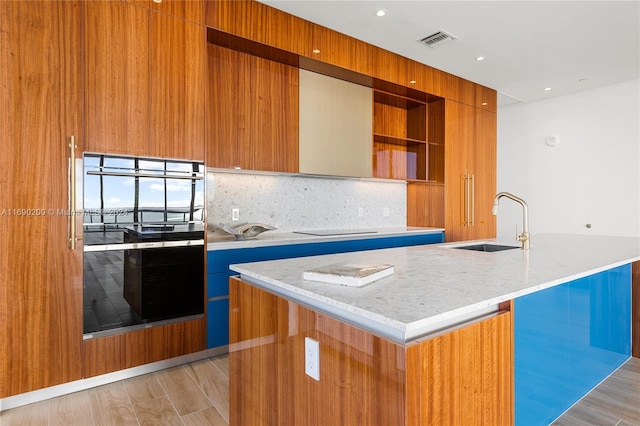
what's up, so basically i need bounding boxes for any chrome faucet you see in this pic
[492,192,530,250]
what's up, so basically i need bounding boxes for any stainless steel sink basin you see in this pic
[454,243,519,252]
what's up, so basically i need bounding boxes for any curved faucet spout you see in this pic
[492,192,530,250]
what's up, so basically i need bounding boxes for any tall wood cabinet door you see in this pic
[0,0,83,397]
[444,100,476,242]
[252,56,299,173]
[84,0,149,156]
[149,12,206,161]
[207,45,252,169]
[472,109,497,239]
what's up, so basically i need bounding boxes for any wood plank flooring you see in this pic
[1,356,638,425]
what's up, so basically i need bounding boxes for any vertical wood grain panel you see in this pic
[148,0,205,25]
[207,44,252,169]
[417,312,512,425]
[444,100,475,242]
[252,56,299,173]
[229,277,407,426]
[633,261,640,358]
[407,182,445,228]
[150,11,206,160]
[0,0,83,397]
[473,109,498,239]
[84,0,150,156]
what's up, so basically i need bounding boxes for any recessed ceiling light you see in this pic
[312,49,320,54]
[475,56,485,61]
[544,87,552,91]
[482,102,488,106]
[409,80,416,84]
[376,10,386,17]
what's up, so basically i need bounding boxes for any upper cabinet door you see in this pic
[84,1,149,156]
[206,44,298,172]
[149,11,206,161]
[207,44,252,169]
[252,56,299,173]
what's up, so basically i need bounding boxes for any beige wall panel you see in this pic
[299,69,372,178]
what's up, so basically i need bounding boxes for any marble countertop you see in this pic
[229,233,640,344]
[206,226,444,250]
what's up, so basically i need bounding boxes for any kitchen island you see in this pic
[229,234,639,425]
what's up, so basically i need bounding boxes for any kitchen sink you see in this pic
[454,243,520,252]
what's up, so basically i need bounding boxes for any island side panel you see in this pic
[406,309,513,426]
[229,277,407,426]
[633,261,639,358]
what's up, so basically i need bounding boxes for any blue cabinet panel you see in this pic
[514,264,631,426]
[207,298,229,349]
[205,232,444,349]
[207,271,234,298]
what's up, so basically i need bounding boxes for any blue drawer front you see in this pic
[207,298,229,349]
[514,264,631,426]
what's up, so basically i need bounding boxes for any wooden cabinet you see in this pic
[149,10,206,160]
[207,44,298,172]
[0,0,83,397]
[84,0,149,156]
[85,1,205,160]
[444,100,496,241]
[229,277,513,425]
[372,91,445,183]
[299,69,372,178]
[83,318,206,378]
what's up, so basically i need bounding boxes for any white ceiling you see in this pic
[258,0,640,107]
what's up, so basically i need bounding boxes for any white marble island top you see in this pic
[230,234,640,344]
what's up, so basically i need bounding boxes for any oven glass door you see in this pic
[82,154,205,337]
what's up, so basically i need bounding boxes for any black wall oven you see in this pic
[82,153,205,337]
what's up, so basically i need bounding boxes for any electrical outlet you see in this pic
[305,337,320,381]
[357,207,364,218]
[382,207,390,217]
[232,208,239,221]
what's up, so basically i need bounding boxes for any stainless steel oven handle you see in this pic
[83,239,205,252]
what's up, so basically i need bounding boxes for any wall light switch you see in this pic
[305,337,320,381]
[232,208,239,221]
[357,207,364,218]
[382,207,390,217]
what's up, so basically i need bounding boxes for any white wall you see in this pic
[497,79,640,240]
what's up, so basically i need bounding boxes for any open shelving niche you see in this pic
[372,89,445,183]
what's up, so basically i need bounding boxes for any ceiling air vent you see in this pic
[418,30,458,48]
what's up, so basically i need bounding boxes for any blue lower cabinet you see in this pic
[205,232,444,349]
[514,264,631,426]
[207,298,229,349]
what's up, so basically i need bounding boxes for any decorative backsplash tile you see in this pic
[206,170,406,232]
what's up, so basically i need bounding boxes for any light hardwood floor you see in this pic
[1,356,638,425]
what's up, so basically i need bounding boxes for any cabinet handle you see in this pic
[469,174,475,227]
[69,135,77,250]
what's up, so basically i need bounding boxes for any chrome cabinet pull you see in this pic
[69,135,77,250]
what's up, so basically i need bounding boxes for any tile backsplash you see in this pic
[206,170,406,232]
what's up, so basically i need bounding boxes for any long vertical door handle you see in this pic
[69,135,77,250]
[462,174,471,226]
[469,175,476,226]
